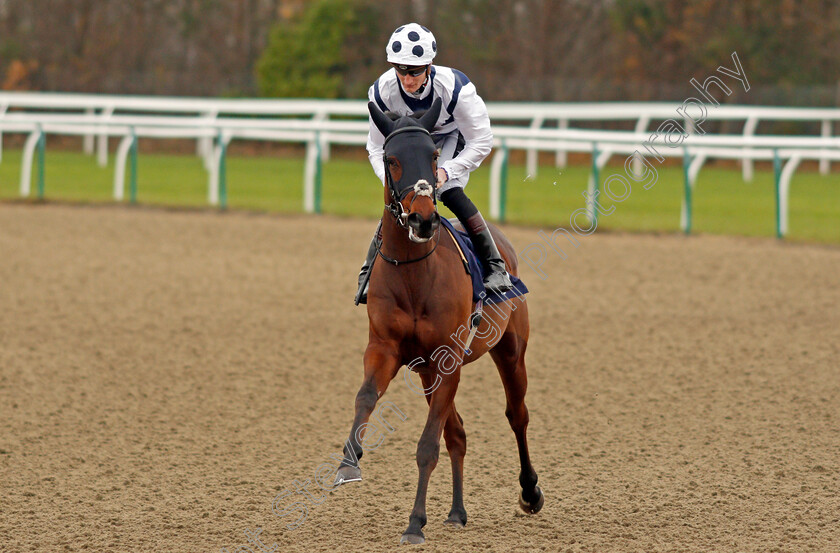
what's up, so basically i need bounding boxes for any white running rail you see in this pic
[1,92,837,238]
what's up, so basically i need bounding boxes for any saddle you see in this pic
[439,218,528,305]
[357,218,528,308]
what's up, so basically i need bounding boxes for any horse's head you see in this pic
[369,98,442,243]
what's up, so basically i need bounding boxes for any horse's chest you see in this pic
[411,317,448,347]
[390,309,468,361]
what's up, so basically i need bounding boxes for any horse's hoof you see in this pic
[519,485,545,514]
[333,465,362,486]
[443,518,465,529]
[399,533,425,545]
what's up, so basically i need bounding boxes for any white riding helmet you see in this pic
[386,23,437,66]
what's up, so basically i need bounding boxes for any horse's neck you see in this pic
[377,212,474,325]
[379,212,443,303]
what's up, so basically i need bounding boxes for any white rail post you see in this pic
[114,132,135,200]
[314,112,330,162]
[526,116,544,178]
[208,157,218,206]
[199,110,218,171]
[489,140,508,221]
[683,115,695,135]
[555,118,568,168]
[83,107,95,154]
[0,102,7,163]
[303,133,321,213]
[632,116,651,177]
[586,143,598,224]
[680,151,707,233]
[208,131,218,206]
[207,131,231,206]
[587,147,613,224]
[218,130,230,210]
[820,120,831,175]
[98,106,115,167]
[742,116,759,182]
[778,153,803,238]
[20,126,43,197]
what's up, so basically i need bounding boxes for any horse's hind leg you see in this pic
[489,308,544,514]
[443,405,467,527]
[335,343,400,485]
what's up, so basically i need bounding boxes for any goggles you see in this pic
[393,64,429,77]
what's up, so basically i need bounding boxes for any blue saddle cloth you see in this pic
[440,217,529,305]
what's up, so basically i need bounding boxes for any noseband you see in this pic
[378,125,441,266]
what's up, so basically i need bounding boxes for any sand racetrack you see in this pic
[1,202,838,552]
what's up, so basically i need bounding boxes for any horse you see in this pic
[334,97,544,545]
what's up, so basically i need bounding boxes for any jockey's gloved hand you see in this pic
[436,167,448,189]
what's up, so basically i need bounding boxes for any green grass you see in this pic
[1,147,838,243]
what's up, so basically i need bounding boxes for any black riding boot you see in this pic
[465,215,513,294]
[440,187,512,294]
[354,223,381,305]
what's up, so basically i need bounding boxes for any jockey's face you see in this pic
[393,65,429,93]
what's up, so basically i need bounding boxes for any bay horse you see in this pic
[335,98,544,545]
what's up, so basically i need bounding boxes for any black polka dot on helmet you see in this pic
[386,22,437,66]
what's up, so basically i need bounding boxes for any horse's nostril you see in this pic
[408,213,427,233]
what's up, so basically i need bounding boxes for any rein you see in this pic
[375,225,441,266]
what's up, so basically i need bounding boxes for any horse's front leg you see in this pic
[401,370,461,545]
[335,341,401,485]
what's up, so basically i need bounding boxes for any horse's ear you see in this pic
[418,97,442,132]
[368,101,395,137]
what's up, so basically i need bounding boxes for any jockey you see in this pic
[355,22,513,304]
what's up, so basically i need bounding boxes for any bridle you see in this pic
[382,126,438,223]
[378,125,441,266]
